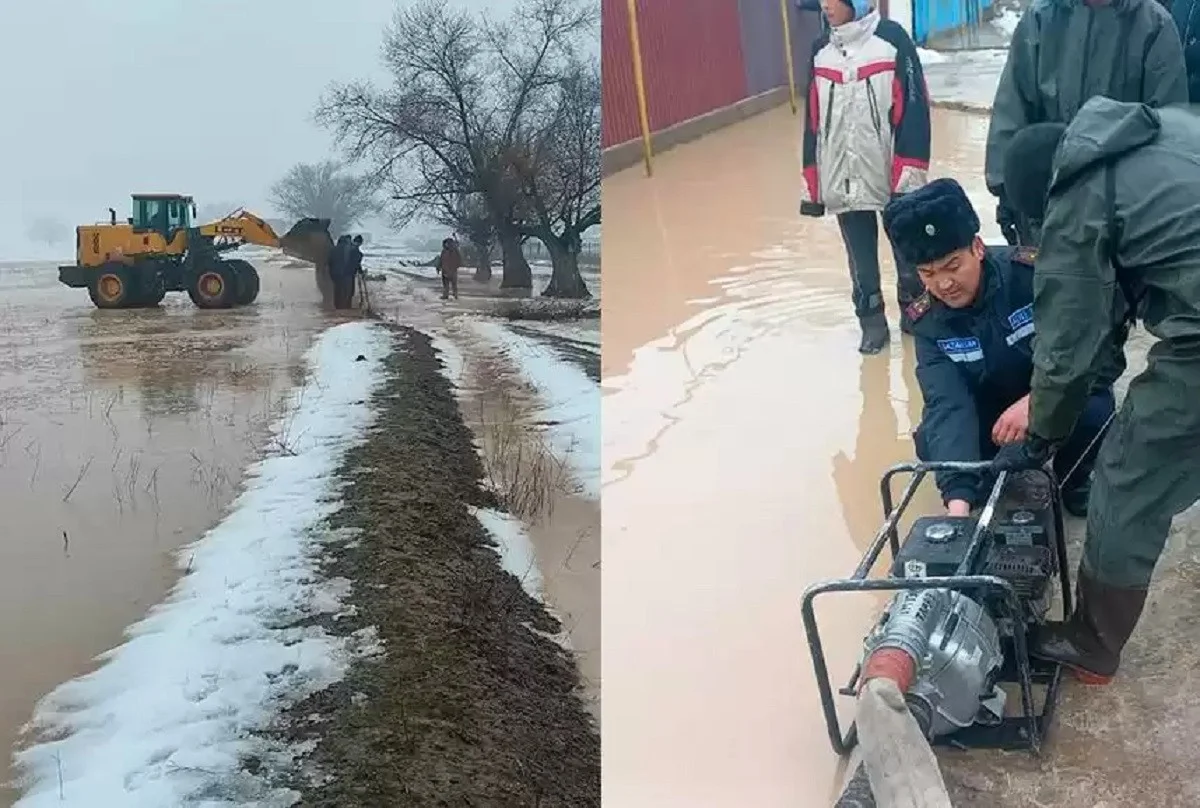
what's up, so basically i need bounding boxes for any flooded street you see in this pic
[0,258,332,802]
[601,104,997,806]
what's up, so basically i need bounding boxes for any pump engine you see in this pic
[802,462,1072,763]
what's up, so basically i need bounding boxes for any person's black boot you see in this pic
[1032,568,1147,685]
[858,313,890,355]
[1061,475,1091,518]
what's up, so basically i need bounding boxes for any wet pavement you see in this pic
[924,48,1007,112]
[602,89,1200,806]
[602,103,993,806]
[0,257,333,803]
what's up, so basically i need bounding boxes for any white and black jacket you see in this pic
[800,10,931,216]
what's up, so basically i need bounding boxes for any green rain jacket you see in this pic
[984,0,1187,192]
[1029,97,1200,441]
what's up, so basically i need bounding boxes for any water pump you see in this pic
[801,462,1072,805]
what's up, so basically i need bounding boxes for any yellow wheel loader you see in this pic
[57,194,334,309]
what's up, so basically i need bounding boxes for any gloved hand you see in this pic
[990,433,1057,473]
[800,200,826,218]
[996,202,1020,246]
[989,184,1020,246]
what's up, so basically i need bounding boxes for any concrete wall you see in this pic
[602,0,824,173]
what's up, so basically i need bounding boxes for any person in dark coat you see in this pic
[330,235,354,309]
[1170,0,1200,100]
[882,178,1116,519]
[990,97,1200,685]
[438,237,462,300]
[985,0,1187,247]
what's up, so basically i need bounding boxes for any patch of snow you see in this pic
[471,506,545,601]
[12,321,394,808]
[917,48,947,65]
[430,331,466,387]
[470,320,600,501]
[470,506,574,654]
[993,7,1021,37]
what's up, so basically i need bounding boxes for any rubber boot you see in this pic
[1061,475,1091,519]
[858,313,890,355]
[1032,569,1147,685]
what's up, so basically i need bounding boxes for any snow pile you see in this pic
[917,47,947,65]
[12,321,393,808]
[471,506,545,602]
[470,320,600,501]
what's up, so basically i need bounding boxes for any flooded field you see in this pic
[0,258,332,802]
[601,104,998,806]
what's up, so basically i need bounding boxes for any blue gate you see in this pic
[913,0,995,45]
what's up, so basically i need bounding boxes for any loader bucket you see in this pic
[279,217,334,265]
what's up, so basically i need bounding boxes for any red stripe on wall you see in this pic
[601,0,640,149]
[637,0,748,134]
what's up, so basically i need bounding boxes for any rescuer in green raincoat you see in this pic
[990,97,1200,685]
[984,0,1188,247]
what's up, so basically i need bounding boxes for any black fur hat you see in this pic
[1003,122,1067,221]
[882,178,980,266]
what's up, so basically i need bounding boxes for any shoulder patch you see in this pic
[1012,246,1038,266]
[905,292,932,323]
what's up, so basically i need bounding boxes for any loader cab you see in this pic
[130,194,195,239]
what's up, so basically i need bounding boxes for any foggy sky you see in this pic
[0,0,522,256]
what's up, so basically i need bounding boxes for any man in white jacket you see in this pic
[800,0,932,354]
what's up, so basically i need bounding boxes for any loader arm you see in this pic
[197,209,281,248]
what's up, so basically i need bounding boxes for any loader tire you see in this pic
[188,262,237,309]
[134,274,167,307]
[88,264,136,309]
[229,259,261,306]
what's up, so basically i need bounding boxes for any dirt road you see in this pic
[277,326,599,807]
[0,257,333,802]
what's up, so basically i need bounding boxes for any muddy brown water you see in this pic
[0,257,335,803]
[601,105,996,806]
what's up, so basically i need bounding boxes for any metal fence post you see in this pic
[780,0,798,114]
[625,0,654,177]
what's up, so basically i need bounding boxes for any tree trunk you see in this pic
[541,235,590,299]
[498,226,532,290]
[472,238,493,284]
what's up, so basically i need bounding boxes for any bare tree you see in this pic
[26,216,68,249]
[269,160,379,237]
[315,0,597,292]
[505,59,600,297]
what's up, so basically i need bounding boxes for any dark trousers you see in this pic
[1086,353,1200,587]
[914,389,1116,503]
[332,273,356,309]
[836,210,923,320]
[441,270,458,299]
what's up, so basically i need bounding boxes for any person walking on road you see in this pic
[990,97,1200,685]
[330,234,355,310]
[800,0,931,355]
[882,178,1115,520]
[985,0,1187,248]
[437,237,462,301]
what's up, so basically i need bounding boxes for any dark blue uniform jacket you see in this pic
[910,246,1117,504]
